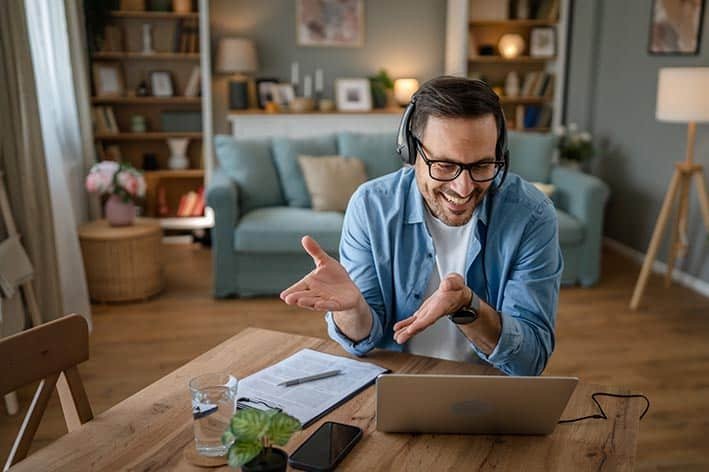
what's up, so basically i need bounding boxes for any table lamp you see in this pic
[394,78,419,106]
[630,67,709,309]
[216,38,258,110]
[498,33,525,58]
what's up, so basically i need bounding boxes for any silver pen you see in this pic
[278,369,342,387]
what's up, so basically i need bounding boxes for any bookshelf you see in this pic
[85,1,213,230]
[445,0,568,133]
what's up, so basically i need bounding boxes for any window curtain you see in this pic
[0,0,92,329]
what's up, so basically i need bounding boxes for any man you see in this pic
[281,76,562,376]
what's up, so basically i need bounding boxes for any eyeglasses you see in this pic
[414,137,504,183]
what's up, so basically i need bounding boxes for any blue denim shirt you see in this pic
[325,168,562,376]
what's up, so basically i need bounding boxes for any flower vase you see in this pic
[167,138,190,170]
[105,194,136,226]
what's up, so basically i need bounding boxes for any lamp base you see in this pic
[228,80,249,110]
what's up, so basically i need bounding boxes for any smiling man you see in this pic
[281,76,562,376]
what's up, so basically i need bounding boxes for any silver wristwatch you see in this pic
[448,290,480,325]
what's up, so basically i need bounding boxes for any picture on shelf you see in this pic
[649,0,705,54]
[256,78,280,108]
[296,0,364,47]
[334,78,372,111]
[92,63,125,97]
[150,71,174,97]
[272,84,295,108]
[529,27,556,57]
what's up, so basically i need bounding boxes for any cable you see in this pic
[558,392,650,424]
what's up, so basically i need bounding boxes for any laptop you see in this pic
[376,374,578,435]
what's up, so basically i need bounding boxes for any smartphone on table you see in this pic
[288,421,363,471]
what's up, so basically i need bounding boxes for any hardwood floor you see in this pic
[1,243,708,470]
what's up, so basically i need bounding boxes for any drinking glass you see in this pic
[189,373,238,456]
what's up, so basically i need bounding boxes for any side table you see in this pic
[78,218,164,302]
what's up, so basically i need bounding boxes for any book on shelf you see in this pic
[176,187,205,217]
[184,66,201,97]
[174,18,199,53]
[533,0,559,20]
[92,106,119,133]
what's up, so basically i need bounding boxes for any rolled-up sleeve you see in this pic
[324,188,387,356]
[475,200,562,376]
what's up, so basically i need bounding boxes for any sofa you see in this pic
[207,131,609,298]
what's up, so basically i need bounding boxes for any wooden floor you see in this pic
[1,243,708,471]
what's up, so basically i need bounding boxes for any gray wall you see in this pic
[210,0,447,133]
[567,0,709,284]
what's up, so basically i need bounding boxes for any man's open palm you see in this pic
[280,236,362,312]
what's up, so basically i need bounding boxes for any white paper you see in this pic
[237,349,388,426]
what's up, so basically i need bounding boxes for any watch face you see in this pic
[450,308,478,325]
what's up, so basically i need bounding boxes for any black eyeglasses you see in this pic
[414,137,504,183]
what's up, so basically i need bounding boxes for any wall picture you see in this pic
[296,0,364,47]
[649,0,705,54]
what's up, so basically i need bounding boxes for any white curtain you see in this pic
[24,0,92,328]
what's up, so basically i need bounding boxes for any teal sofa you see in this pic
[207,131,609,298]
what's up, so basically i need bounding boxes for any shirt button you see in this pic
[427,253,433,258]
[414,293,421,299]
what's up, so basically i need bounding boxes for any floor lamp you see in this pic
[630,68,709,310]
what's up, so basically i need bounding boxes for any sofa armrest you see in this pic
[550,166,610,286]
[207,170,240,297]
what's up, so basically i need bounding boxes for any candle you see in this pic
[304,75,312,98]
[291,61,299,85]
[315,68,323,92]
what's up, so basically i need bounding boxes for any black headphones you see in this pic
[395,79,510,191]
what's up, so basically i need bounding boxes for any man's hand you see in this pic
[280,235,363,312]
[393,273,471,344]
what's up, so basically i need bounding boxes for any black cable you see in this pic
[558,392,650,424]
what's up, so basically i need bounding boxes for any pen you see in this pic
[278,369,342,387]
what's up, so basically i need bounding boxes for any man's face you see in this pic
[414,114,498,226]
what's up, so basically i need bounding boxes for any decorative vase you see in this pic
[105,194,135,226]
[172,0,191,13]
[167,138,190,170]
[241,448,288,472]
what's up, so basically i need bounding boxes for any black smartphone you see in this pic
[288,421,363,471]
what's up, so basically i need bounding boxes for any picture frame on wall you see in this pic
[649,0,705,55]
[150,71,174,97]
[296,0,364,47]
[256,78,280,109]
[529,27,556,57]
[92,63,125,97]
[334,78,372,111]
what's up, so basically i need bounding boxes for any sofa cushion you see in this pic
[337,132,402,179]
[508,131,557,183]
[556,209,584,245]
[272,135,338,208]
[214,135,285,213]
[299,156,368,212]
[234,206,343,254]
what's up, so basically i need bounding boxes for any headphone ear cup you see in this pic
[396,100,417,165]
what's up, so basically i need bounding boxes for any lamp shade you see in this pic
[394,78,419,106]
[216,38,258,74]
[498,33,525,58]
[656,67,709,122]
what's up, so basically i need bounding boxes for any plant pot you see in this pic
[105,194,136,226]
[241,448,288,472]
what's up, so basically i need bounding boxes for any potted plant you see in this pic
[85,161,146,227]
[222,408,301,472]
[369,69,394,109]
[556,123,594,170]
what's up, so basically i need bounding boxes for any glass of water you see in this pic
[189,373,238,456]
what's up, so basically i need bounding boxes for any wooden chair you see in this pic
[0,314,93,470]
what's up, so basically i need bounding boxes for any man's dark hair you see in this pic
[410,76,504,141]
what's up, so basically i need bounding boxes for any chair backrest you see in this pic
[0,314,93,470]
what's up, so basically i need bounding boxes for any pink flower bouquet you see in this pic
[85,161,146,202]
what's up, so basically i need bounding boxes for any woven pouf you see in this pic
[78,218,164,302]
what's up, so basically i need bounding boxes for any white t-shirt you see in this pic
[405,207,479,363]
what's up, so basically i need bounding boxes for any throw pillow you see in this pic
[298,156,368,212]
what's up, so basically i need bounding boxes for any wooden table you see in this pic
[78,218,163,302]
[11,329,642,471]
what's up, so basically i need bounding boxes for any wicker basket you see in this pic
[79,218,164,302]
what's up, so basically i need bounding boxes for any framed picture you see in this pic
[296,0,364,47]
[150,71,174,97]
[92,63,125,97]
[529,27,556,57]
[334,78,372,111]
[273,84,295,108]
[649,0,705,55]
[256,78,280,109]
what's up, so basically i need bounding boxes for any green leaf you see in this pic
[227,440,262,468]
[230,409,269,442]
[267,411,301,446]
[221,429,236,447]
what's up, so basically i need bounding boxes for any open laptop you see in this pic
[376,374,578,435]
